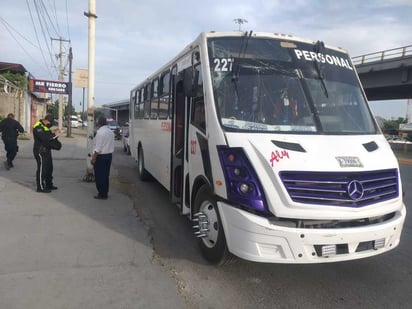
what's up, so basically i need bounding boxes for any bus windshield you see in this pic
[207,36,378,134]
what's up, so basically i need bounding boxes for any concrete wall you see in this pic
[0,92,25,124]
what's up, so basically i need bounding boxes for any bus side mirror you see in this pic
[183,69,196,97]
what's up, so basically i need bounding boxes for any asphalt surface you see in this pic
[1,132,411,309]
[0,133,186,309]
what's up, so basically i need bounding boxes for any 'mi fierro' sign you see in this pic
[29,78,69,94]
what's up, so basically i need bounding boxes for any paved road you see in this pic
[1,132,411,309]
[118,146,412,309]
[0,134,186,309]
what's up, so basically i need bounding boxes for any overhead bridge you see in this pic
[353,45,412,100]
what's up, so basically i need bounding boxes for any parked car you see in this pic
[78,119,87,127]
[122,127,130,155]
[63,115,80,128]
[107,119,121,140]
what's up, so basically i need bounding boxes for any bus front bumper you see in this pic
[217,202,406,263]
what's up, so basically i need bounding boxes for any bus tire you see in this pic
[194,185,236,265]
[137,147,150,181]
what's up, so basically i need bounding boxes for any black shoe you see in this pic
[94,195,107,200]
[37,188,52,193]
[4,161,10,170]
[46,185,58,190]
[8,161,13,168]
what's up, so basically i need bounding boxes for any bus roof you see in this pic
[130,31,349,93]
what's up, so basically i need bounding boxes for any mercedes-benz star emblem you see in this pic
[347,180,364,200]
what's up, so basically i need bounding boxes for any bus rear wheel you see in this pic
[137,147,150,181]
[193,185,235,265]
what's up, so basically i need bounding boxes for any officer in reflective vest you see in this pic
[32,114,62,193]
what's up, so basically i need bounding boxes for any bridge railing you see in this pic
[352,45,412,65]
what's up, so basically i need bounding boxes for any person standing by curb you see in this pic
[91,116,114,199]
[0,113,24,170]
[33,114,62,193]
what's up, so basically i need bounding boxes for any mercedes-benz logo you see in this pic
[347,180,364,200]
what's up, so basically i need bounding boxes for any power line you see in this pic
[33,0,56,67]
[65,0,71,40]
[26,0,55,77]
[0,16,39,49]
[39,0,60,37]
[0,17,45,71]
[49,0,61,34]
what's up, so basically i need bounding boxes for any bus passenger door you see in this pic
[170,78,186,210]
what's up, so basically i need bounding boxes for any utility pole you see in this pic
[51,37,70,131]
[84,0,97,182]
[67,47,73,137]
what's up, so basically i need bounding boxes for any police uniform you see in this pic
[0,114,24,169]
[32,117,61,192]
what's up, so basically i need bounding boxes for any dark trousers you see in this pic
[2,138,18,164]
[34,150,54,190]
[93,153,112,198]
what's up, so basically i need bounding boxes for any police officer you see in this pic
[33,114,62,193]
[0,113,24,170]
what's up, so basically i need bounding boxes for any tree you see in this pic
[47,99,76,120]
[1,71,26,90]
[47,100,59,120]
[382,117,407,135]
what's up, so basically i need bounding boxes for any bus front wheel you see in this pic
[137,147,150,181]
[193,185,235,265]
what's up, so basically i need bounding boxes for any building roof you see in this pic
[102,99,129,111]
[0,62,27,74]
[102,99,129,108]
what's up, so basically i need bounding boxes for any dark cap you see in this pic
[44,114,54,123]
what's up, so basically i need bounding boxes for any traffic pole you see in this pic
[84,0,97,182]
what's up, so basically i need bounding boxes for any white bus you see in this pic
[129,31,406,265]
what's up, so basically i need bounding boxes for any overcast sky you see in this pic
[1,0,411,120]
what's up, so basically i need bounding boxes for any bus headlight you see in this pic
[239,183,252,194]
[217,146,271,215]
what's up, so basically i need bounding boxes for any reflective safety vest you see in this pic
[33,120,50,132]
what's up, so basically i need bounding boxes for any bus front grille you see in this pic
[279,169,399,207]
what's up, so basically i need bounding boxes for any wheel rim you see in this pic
[199,199,219,248]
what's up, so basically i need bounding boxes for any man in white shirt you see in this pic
[91,116,115,199]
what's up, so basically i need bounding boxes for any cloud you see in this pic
[1,0,411,115]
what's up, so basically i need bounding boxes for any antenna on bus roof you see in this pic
[233,18,248,31]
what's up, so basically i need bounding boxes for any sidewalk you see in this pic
[0,135,185,309]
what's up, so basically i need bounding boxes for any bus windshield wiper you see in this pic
[313,40,328,98]
[230,31,253,117]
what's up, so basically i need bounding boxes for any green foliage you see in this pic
[46,99,76,120]
[383,117,407,133]
[47,100,59,120]
[1,71,27,89]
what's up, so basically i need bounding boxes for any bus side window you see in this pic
[170,66,177,119]
[192,100,206,132]
[151,79,159,119]
[137,88,145,118]
[159,71,170,119]
[191,64,206,132]
[143,83,151,119]
[132,90,137,119]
